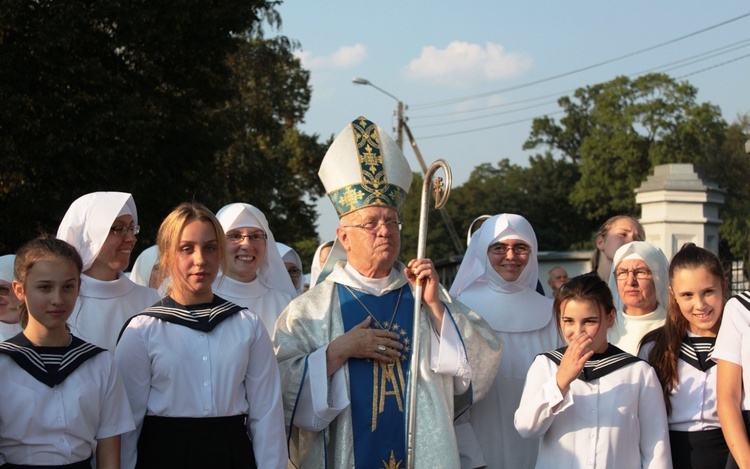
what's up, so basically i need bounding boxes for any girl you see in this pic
[590,215,645,281]
[0,254,23,340]
[57,192,160,352]
[514,274,671,468]
[213,203,296,337]
[0,236,134,468]
[639,243,729,468]
[115,202,286,469]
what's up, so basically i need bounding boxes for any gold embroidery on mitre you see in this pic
[326,116,408,217]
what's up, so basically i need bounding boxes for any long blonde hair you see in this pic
[157,202,226,298]
[590,215,645,271]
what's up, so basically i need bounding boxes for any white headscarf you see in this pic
[466,214,492,246]
[56,192,137,272]
[215,203,297,299]
[129,245,159,288]
[277,242,304,295]
[608,241,670,314]
[450,213,540,297]
[309,241,334,287]
[0,255,15,283]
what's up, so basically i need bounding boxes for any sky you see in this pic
[275,2,750,242]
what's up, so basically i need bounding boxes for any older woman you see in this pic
[57,191,160,352]
[213,203,296,336]
[450,213,561,469]
[607,241,670,355]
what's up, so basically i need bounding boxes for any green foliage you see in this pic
[522,74,742,255]
[708,115,750,264]
[0,1,327,259]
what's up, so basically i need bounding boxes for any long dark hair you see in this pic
[640,243,727,415]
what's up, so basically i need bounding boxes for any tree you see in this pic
[707,114,750,266]
[524,74,727,221]
[0,1,327,259]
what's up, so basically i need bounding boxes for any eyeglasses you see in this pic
[341,220,403,232]
[110,225,140,236]
[287,268,302,277]
[0,285,11,296]
[488,244,531,256]
[226,232,268,244]
[615,268,652,280]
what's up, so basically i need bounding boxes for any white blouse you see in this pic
[514,353,671,468]
[115,308,287,469]
[0,351,134,466]
[640,338,720,432]
[713,293,750,410]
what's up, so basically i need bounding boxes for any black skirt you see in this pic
[135,415,256,469]
[669,429,728,469]
[1,458,91,469]
[725,410,750,469]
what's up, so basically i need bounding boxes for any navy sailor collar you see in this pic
[542,344,642,382]
[132,295,244,333]
[0,333,105,387]
[680,335,716,372]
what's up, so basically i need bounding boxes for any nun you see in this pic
[0,254,23,340]
[213,203,296,336]
[57,192,160,352]
[607,240,670,355]
[277,242,304,296]
[450,213,561,468]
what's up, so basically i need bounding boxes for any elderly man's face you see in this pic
[337,206,401,278]
[548,267,569,293]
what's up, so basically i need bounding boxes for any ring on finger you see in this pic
[377,344,387,352]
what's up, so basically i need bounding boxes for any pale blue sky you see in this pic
[276,2,750,242]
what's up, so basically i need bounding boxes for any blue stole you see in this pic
[339,284,414,468]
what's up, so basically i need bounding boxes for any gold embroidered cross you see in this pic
[339,187,364,211]
[360,144,383,173]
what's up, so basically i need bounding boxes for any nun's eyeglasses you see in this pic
[488,244,531,256]
[110,225,140,236]
[615,268,652,280]
[226,233,267,244]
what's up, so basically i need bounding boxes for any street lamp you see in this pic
[352,77,404,151]
[352,77,466,255]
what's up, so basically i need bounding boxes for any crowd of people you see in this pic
[0,115,749,469]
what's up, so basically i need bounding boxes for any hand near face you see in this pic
[326,316,403,376]
[556,333,594,395]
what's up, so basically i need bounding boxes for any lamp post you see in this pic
[351,77,466,256]
[352,77,404,151]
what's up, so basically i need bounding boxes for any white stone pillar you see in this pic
[635,164,725,260]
